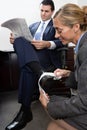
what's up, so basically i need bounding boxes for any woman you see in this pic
[39,3,87,130]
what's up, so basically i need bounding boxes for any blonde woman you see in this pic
[39,3,87,130]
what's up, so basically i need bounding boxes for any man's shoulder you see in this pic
[29,21,40,28]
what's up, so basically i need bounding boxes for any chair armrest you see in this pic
[56,47,68,69]
[56,47,68,52]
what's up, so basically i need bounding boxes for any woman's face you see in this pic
[53,17,76,45]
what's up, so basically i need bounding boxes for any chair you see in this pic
[56,46,68,69]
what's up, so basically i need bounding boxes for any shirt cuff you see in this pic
[48,41,56,49]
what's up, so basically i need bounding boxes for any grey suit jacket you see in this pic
[47,32,87,121]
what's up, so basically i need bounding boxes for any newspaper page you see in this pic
[1,18,33,42]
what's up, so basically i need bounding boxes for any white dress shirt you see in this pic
[34,19,56,49]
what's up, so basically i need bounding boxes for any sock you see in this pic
[27,61,44,76]
[21,105,33,121]
[21,105,31,112]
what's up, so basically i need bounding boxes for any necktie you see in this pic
[34,22,45,40]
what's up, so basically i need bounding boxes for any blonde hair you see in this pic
[54,3,86,31]
[82,5,87,27]
[82,5,87,14]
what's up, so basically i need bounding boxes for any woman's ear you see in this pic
[74,23,80,33]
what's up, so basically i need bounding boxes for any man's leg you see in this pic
[5,69,37,130]
[5,37,57,130]
[5,37,43,130]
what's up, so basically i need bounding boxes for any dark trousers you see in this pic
[13,37,56,107]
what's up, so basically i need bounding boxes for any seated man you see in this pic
[5,0,64,130]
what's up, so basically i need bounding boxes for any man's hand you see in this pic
[31,40,50,49]
[10,33,15,44]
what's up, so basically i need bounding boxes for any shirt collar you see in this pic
[41,19,51,26]
[74,33,84,54]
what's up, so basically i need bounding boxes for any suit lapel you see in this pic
[75,31,87,81]
[34,22,41,34]
[79,32,87,48]
[43,20,53,39]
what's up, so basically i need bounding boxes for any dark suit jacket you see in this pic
[47,32,87,126]
[29,19,64,69]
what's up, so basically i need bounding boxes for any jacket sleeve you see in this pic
[47,93,87,119]
[65,72,77,89]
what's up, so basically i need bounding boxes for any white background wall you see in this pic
[0,0,87,51]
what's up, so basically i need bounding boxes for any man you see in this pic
[5,0,64,130]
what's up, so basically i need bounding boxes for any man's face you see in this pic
[40,4,54,21]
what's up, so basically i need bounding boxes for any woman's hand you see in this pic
[39,89,50,108]
[54,68,71,78]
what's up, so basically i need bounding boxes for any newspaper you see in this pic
[1,18,33,42]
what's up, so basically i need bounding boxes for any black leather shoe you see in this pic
[5,106,33,130]
[38,72,61,88]
[38,72,62,94]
